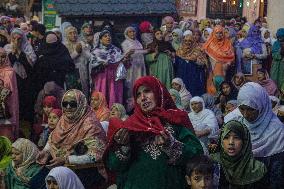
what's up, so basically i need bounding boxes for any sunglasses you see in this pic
[62,101,77,108]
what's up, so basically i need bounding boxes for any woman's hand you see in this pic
[75,43,83,54]
[154,131,172,147]
[36,150,50,165]
[114,128,130,145]
[195,129,211,138]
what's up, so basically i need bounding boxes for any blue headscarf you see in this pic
[240,25,263,54]
[272,28,284,54]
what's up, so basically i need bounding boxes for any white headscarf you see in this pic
[261,28,276,45]
[172,78,192,108]
[46,166,85,189]
[183,30,193,37]
[202,28,213,41]
[188,96,219,144]
[237,82,284,157]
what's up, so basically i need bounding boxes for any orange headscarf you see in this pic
[91,91,110,122]
[203,25,235,63]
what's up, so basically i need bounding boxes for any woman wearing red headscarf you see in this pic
[105,76,203,189]
[203,25,235,95]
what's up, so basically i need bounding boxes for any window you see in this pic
[207,0,242,19]
[177,0,198,17]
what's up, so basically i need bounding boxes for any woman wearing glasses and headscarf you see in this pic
[37,89,107,188]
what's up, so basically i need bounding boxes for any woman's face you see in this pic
[12,33,22,47]
[11,147,23,166]
[224,28,230,38]
[183,35,193,46]
[43,106,53,116]
[204,30,210,40]
[264,31,270,39]
[127,29,136,40]
[225,103,236,114]
[83,25,92,35]
[100,33,112,46]
[136,86,157,113]
[193,32,201,42]
[110,106,121,118]
[166,20,174,31]
[172,82,181,91]
[67,30,77,42]
[48,112,60,130]
[215,30,224,41]
[0,51,7,66]
[239,105,259,123]
[191,101,203,113]
[222,131,243,157]
[222,83,231,96]
[155,31,163,41]
[241,30,247,38]
[91,95,100,110]
[47,178,59,189]
[234,75,244,86]
[257,71,266,81]
[62,92,78,119]
[172,32,179,41]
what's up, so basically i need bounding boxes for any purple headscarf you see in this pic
[240,25,263,54]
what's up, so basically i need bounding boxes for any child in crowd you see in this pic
[33,95,57,143]
[185,155,215,189]
[211,120,267,189]
[38,109,62,149]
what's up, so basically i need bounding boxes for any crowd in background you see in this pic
[0,8,284,189]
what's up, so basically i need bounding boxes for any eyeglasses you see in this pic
[62,101,77,108]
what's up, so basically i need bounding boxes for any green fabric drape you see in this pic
[0,136,12,171]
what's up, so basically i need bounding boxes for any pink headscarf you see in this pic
[0,47,19,140]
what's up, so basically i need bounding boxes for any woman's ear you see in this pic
[185,175,192,186]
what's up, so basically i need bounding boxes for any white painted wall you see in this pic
[267,0,284,35]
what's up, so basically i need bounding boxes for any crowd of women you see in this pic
[0,13,284,189]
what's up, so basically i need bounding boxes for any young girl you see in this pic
[211,120,267,189]
[33,95,57,143]
[38,109,62,148]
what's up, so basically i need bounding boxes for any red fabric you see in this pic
[107,76,194,142]
[139,21,152,33]
[104,76,194,186]
[42,95,57,123]
[50,108,62,118]
[42,95,57,108]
